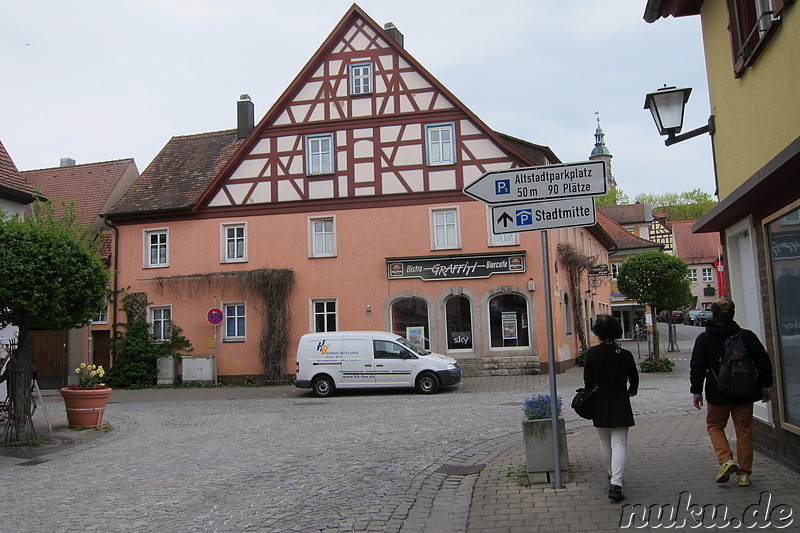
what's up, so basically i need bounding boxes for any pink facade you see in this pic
[108,6,613,380]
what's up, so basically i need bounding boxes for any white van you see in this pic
[294,331,461,397]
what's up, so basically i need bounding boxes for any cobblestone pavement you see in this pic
[1,326,797,532]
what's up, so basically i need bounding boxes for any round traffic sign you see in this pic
[207,308,224,326]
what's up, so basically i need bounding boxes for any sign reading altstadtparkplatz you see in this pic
[463,160,606,205]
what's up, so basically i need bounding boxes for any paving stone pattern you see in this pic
[0,333,797,532]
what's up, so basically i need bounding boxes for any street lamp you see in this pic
[644,85,715,146]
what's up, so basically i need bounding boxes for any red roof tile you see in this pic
[597,203,648,225]
[110,130,243,216]
[596,210,663,252]
[22,159,137,228]
[0,139,35,202]
[671,220,723,264]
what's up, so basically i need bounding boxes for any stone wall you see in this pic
[457,355,540,377]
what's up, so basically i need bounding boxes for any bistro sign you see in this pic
[387,252,525,281]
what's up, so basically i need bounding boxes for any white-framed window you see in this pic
[350,62,373,95]
[611,262,623,280]
[145,228,169,268]
[312,299,337,332]
[93,305,109,324]
[305,133,334,175]
[309,216,336,258]
[687,268,698,282]
[224,302,246,341]
[702,267,714,283]
[221,222,247,263]
[488,206,518,246]
[150,306,172,342]
[490,231,517,246]
[431,207,460,250]
[425,123,456,166]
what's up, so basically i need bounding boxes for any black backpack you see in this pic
[713,333,761,399]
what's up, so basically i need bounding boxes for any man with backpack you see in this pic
[690,297,773,487]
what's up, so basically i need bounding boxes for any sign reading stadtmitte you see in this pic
[464,160,606,204]
[491,196,597,234]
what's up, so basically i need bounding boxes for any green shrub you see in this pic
[105,291,192,388]
[639,356,676,373]
[576,348,588,367]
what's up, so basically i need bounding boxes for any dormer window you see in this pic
[350,62,373,96]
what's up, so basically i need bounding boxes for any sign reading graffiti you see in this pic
[387,252,525,281]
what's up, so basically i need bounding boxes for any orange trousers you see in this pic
[706,402,754,475]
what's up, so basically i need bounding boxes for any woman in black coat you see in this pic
[584,314,639,502]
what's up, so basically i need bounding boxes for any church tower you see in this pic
[589,117,617,189]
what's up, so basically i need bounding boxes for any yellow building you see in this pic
[645,1,799,471]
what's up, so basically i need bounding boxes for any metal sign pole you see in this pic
[541,230,564,489]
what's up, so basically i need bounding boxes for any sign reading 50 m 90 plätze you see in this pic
[464,160,606,204]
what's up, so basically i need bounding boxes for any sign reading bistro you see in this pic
[387,252,526,281]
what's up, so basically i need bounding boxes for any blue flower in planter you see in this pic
[523,394,562,420]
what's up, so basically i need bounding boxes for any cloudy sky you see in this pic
[1,0,716,200]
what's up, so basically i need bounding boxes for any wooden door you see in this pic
[29,330,66,389]
[92,330,111,370]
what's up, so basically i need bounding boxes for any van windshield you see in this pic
[397,337,430,355]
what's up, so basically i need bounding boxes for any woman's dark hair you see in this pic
[592,314,623,342]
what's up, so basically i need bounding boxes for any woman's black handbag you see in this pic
[571,386,598,420]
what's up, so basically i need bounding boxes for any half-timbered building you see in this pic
[106,5,615,383]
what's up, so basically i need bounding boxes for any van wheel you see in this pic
[416,372,440,394]
[312,375,335,398]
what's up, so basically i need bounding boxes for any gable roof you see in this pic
[671,220,722,264]
[0,139,36,204]
[194,4,549,210]
[496,133,561,166]
[598,203,651,225]
[109,130,243,217]
[22,158,138,228]
[596,209,663,253]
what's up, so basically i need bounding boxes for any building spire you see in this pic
[589,112,616,189]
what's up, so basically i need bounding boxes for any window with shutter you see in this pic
[727,0,784,77]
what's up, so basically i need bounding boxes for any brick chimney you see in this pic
[237,94,254,140]
[384,23,404,48]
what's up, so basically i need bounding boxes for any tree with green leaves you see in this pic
[635,189,716,221]
[595,187,630,206]
[0,201,109,443]
[616,251,693,359]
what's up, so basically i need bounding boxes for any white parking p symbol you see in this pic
[495,179,510,196]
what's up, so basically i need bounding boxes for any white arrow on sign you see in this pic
[464,160,606,204]
[491,196,597,234]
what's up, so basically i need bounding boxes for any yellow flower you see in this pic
[80,362,86,368]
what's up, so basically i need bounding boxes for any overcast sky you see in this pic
[1,0,716,200]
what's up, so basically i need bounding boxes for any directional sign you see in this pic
[207,308,224,326]
[464,160,606,204]
[491,196,597,234]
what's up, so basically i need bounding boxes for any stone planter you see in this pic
[522,417,570,483]
[60,387,113,429]
[157,355,178,386]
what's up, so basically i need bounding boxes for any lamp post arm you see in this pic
[665,115,715,146]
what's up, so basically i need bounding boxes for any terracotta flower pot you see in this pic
[60,387,113,429]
